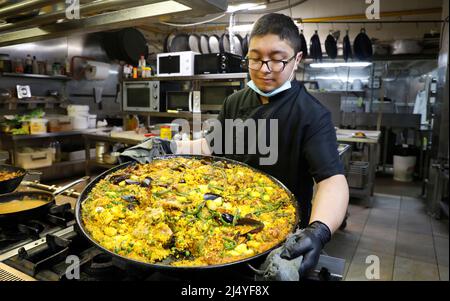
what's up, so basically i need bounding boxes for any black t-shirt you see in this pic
[206,80,344,227]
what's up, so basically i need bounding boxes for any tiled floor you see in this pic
[324,177,449,281]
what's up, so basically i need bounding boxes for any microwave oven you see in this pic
[157,51,199,77]
[195,53,244,74]
[166,91,192,112]
[198,81,242,113]
[122,81,160,112]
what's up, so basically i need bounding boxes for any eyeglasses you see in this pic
[245,55,297,72]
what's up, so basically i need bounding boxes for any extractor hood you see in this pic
[0,0,227,47]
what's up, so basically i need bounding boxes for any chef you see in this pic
[176,13,349,277]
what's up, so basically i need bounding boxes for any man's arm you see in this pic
[309,174,349,233]
[175,138,212,155]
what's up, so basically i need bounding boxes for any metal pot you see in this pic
[0,176,89,223]
[391,40,423,55]
[0,88,11,101]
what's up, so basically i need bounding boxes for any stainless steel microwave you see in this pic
[122,81,160,112]
[199,81,242,113]
[166,91,191,112]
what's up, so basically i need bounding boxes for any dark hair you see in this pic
[250,13,301,54]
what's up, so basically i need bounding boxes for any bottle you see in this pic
[32,56,39,74]
[15,58,24,73]
[65,56,71,75]
[24,54,32,73]
[132,67,138,79]
[49,141,61,162]
[138,55,146,77]
[45,60,52,75]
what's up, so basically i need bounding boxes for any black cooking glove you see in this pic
[280,221,331,276]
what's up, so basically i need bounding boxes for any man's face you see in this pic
[247,34,302,93]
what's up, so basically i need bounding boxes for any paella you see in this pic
[81,157,297,267]
[0,170,23,182]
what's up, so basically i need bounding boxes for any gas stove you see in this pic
[0,183,345,282]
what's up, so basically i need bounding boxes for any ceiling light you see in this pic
[310,62,373,68]
[227,3,261,13]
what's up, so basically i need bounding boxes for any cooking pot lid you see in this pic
[200,34,210,54]
[170,33,190,52]
[164,32,177,53]
[220,34,231,53]
[188,34,201,53]
[232,34,243,57]
[208,35,221,53]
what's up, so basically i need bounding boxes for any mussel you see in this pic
[141,177,153,188]
[109,174,129,185]
[125,179,141,185]
[220,213,264,235]
[203,193,222,201]
[122,195,140,205]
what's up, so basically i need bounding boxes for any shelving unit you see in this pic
[0,72,72,81]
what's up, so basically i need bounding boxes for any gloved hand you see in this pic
[280,221,331,277]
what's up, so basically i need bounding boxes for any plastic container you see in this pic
[29,118,48,134]
[67,105,90,116]
[88,114,97,129]
[393,145,419,182]
[15,148,53,169]
[70,115,89,130]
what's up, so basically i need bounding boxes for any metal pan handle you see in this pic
[53,176,90,196]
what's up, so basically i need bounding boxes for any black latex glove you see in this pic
[280,221,331,276]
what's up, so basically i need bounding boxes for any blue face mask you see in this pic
[247,79,292,98]
[246,64,297,98]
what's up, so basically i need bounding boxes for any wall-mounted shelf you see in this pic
[0,72,72,81]
[122,73,248,82]
[1,97,65,110]
[133,112,219,120]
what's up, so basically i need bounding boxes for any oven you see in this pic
[122,81,160,112]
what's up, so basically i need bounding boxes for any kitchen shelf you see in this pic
[143,112,219,120]
[32,159,86,170]
[123,73,249,82]
[0,72,72,81]
[87,159,116,169]
[2,128,111,141]
[3,98,63,104]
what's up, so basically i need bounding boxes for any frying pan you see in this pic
[242,34,249,57]
[0,164,26,194]
[325,34,338,59]
[232,34,244,57]
[208,35,221,53]
[169,33,190,52]
[354,28,373,61]
[102,28,148,65]
[310,31,323,61]
[299,30,308,57]
[200,34,210,54]
[219,33,231,53]
[75,155,300,272]
[0,176,89,223]
[343,32,352,62]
